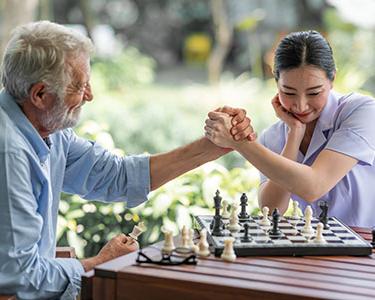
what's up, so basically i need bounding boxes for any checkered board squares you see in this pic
[194,215,372,257]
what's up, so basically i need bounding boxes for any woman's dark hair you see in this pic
[273,30,336,81]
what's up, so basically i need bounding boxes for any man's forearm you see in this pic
[150,137,230,190]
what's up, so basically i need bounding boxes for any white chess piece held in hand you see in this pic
[128,222,147,241]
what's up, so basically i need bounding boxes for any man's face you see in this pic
[40,54,93,132]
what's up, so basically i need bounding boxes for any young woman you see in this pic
[205,31,375,227]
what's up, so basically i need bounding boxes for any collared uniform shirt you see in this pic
[259,91,375,227]
[0,90,150,299]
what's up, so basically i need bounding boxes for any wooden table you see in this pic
[88,227,375,300]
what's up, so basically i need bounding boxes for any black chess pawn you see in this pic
[318,200,329,229]
[371,227,375,249]
[211,190,224,236]
[238,193,250,221]
[241,222,252,243]
[268,208,282,237]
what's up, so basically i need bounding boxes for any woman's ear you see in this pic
[330,71,336,88]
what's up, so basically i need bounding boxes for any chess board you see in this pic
[194,215,373,256]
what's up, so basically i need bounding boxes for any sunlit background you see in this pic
[1,0,374,258]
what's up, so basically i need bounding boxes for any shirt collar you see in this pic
[0,90,50,163]
[300,90,341,163]
[315,90,341,132]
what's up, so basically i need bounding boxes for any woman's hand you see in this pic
[216,106,256,141]
[272,94,306,139]
[205,111,248,149]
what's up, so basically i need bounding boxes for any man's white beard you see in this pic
[40,97,82,132]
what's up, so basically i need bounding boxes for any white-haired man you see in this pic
[0,21,254,299]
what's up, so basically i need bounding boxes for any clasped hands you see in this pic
[204,106,256,149]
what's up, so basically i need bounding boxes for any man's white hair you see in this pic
[1,20,95,103]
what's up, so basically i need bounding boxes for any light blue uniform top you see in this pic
[259,91,375,228]
[0,90,150,299]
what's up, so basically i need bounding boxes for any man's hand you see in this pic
[205,111,239,149]
[80,234,139,272]
[215,106,256,141]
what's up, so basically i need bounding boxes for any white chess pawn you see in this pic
[197,229,210,257]
[188,228,199,253]
[228,204,241,233]
[221,200,230,219]
[162,230,175,253]
[292,201,300,219]
[220,237,236,262]
[313,222,326,244]
[180,226,190,249]
[302,206,314,235]
[259,206,271,226]
[128,222,147,241]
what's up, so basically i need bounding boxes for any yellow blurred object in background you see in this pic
[184,33,211,64]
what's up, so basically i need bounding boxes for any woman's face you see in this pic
[277,65,333,124]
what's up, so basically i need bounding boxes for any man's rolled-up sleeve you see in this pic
[63,130,150,207]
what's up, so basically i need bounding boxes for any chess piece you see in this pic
[211,190,224,236]
[162,230,175,253]
[197,229,210,256]
[302,206,315,235]
[180,225,190,249]
[128,222,147,241]
[221,200,230,219]
[318,200,329,229]
[238,193,250,221]
[371,227,375,248]
[259,206,271,226]
[313,222,326,243]
[228,203,241,233]
[188,228,199,253]
[241,222,252,243]
[220,237,236,262]
[292,201,300,220]
[268,208,282,237]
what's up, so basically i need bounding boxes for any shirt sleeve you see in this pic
[62,129,150,207]
[325,96,375,165]
[0,151,84,300]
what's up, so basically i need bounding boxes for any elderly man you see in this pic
[0,21,254,299]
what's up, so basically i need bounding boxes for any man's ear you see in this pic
[29,82,51,110]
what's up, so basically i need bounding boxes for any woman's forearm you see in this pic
[258,130,303,213]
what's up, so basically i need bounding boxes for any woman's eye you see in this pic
[283,92,295,96]
[308,92,320,96]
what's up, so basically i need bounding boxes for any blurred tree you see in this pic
[78,0,94,38]
[0,0,38,71]
[208,0,233,84]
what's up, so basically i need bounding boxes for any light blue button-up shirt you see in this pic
[0,90,150,299]
[259,91,375,227]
